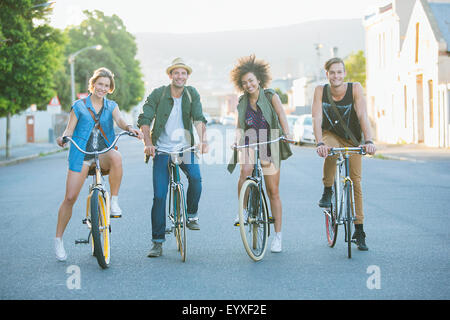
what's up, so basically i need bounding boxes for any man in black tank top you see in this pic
[311,57,376,251]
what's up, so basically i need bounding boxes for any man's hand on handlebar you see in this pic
[316,142,331,158]
[361,141,376,155]
[144,145,156,158]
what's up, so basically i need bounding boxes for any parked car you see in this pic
[203,112,212,125]
[220,115,236,126]
[286,115,300,135]
[293,114,315,145]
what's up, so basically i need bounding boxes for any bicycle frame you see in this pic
[167,152,188,233]
[332,151,356,227]
[63,130,135,245]
[324,147,365,257]
[234,136,291,235]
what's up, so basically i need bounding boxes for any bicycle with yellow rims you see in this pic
[233,136,295,261]
[324,147,366,259]
[63,130,136,269]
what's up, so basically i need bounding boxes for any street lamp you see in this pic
[68,45,102,102]
[31,2,56,9]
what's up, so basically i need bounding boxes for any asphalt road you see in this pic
[0,124,449,300]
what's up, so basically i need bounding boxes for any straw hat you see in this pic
[166,57,192,75]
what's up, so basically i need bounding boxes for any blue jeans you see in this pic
[151,151,202,243]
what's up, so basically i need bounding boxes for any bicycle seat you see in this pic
[87,163,110,176]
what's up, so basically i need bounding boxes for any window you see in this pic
[428,80,433,128]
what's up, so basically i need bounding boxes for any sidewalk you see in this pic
[0,142,66,167]
[1,141,449,167]
[375,142,450,162]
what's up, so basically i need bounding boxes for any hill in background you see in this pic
[134,18,365,94]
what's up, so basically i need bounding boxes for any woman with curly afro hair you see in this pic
[227,54,293,253]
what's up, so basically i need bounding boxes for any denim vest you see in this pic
[68,94,117,172]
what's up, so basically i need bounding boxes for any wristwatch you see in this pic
[316,142,325,147]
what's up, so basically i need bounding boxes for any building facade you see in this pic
[364,0,450,147]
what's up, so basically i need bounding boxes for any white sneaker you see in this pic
[271,232,282,253]
[55,237,67,261]
[110,196,122,218]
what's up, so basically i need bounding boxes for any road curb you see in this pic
[373,153,425,163]
[0,148,67,167]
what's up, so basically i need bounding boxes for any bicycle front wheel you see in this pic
[90,189,110,269]
[325,182,339,247]
[344,182,352,259]
[238,179,269,261]
[173,186,187,262]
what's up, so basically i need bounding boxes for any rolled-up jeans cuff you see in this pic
[152,238,165,244]
[187,213,198,220]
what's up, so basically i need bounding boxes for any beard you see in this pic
[172,79,186,88]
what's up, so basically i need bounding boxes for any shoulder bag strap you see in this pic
[82,98,118,150]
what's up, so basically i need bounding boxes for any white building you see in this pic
[364,0,450,147]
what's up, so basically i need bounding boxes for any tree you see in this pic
[344,50,366,88]
[274,88,288,104]
[56,10,145,112]
[0,0,66,158]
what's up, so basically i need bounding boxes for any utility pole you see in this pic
[314,43,323,81]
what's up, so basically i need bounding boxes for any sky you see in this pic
[49,0,387,34]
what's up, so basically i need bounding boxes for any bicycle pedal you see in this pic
[82,218,87,224]
[165,226,174,234]
[75,239,89,244]
[110,214,122,218]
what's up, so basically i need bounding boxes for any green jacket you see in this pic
[137,85,207,146]
[227,88,292,173]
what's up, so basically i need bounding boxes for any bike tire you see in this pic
[238,179,269,261]
[325,182,339,247]
[345,182,352,259]
[173,186,187,262]
[90,189,110,269]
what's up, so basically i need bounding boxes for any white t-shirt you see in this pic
[156,96,189,153]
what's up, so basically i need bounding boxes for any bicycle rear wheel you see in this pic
[90,189,110,269]
[173,186,187,262]
[238,179,269,261]
[325,182,338,247]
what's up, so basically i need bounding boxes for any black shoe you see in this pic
[147,242,163,257]
[187,218,200,230]
[318,187,333,208]
[352,229,369,251]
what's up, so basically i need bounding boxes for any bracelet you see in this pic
[365,140,374,145]
[316,142,325,147]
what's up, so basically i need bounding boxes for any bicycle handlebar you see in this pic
[328,147,366,156]
[145,145,198,164]
[62,131,137,156]
[233,136,293,149]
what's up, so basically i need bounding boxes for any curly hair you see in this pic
[230,54,272,92]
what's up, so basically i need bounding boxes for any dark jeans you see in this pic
[151,151,202,243]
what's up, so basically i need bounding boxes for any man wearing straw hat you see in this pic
[138,58,208,257]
